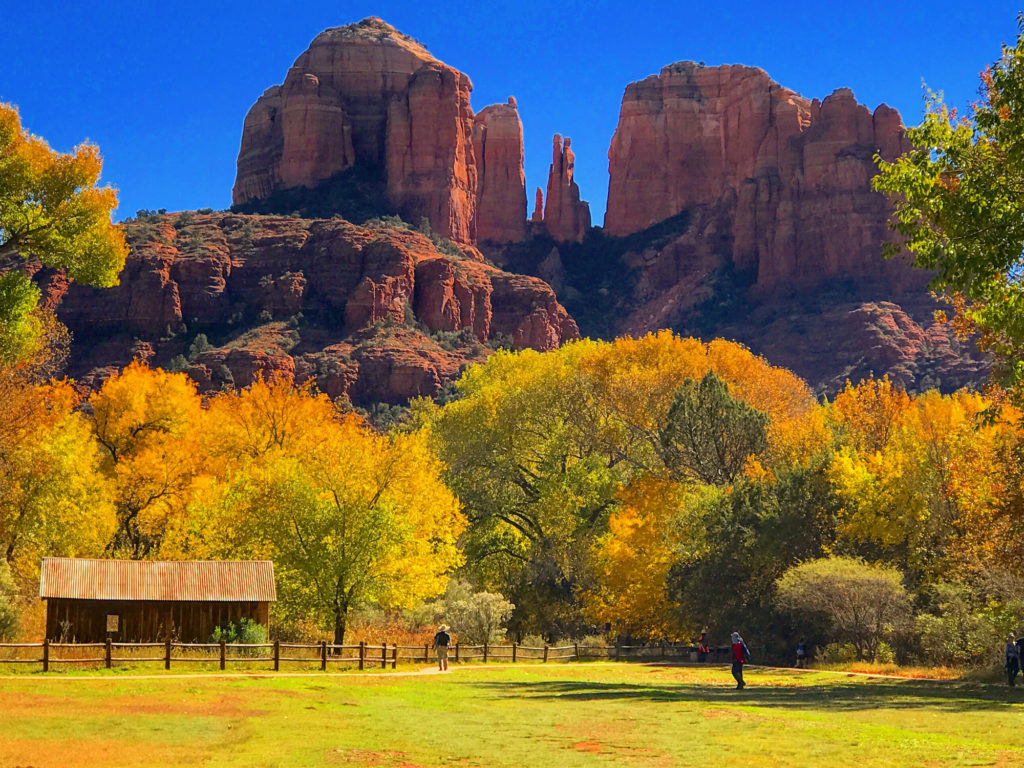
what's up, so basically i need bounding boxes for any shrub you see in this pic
[439,580,514,645]
[210,619,267,655]
[775,556,911,661]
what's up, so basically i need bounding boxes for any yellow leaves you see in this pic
[583,476,684,639]
[0,103,127,288]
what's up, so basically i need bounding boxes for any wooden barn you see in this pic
[39,557,276,643]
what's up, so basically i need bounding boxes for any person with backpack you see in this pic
[433,624,452,672]
[731,631,751,689]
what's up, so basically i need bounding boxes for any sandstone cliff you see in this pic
[542,135,591,243]
[604,62,913,291]
[472,98,528,243]
[233,18,479,244]
[39,212,578,403]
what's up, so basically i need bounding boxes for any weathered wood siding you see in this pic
[44,599,271,642]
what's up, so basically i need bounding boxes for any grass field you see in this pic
[1,662,1022,767]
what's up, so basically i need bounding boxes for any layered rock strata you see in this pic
[542,135,591,242]
[472,98,528,243]
[604,62,912,291]
[233,18,479,244]
[38,213,578,403]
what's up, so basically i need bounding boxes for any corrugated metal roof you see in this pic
[39,558,276,602]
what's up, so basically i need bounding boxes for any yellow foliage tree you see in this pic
[0,372,113,580]
[0,104,127,363]
[197,403,464,645]
[87,362,204,558]
[583,476,685,638]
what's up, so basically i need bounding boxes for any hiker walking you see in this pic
[697,627,710,663]
[795,638,808,669]
[433,624,452,672]
[731,631,750,689]
[1007,634,1021,687]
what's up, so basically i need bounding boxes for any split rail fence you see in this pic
[0,640,731,673]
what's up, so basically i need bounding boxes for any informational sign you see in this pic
[106,614,119,633]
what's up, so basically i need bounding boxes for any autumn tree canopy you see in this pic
[0,104,127,364]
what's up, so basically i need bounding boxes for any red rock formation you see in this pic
[543,135,591,242]
[604,63,912,290]
[233,18,478,244]
[43,212,579,404]
[531,188,544,222]
[472,97,527,243]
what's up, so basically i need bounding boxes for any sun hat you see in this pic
[438,624,449,632]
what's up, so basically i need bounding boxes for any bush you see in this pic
[436,580,514,645]
[776,556,911,661]
[210,619,267,655]
[915,581,1024,666]
[0,563,19,641]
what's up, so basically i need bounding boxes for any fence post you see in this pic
[359,641,365,671]
[512,643,517,663]
[391,644,397,670]
[105,638,112,669]
[220,639,226,671]
[42,638,49,672]
[425,643,429,663]
[660,640,666,660]
[165,639,172,671]
[574,642,579,660]
[320,641,327,671]
[273,639,280,672]
[483,643,488,663]
[455,642,460,663]
[543,644,549,663]
[615,642,620,662]
[380,643,387,670]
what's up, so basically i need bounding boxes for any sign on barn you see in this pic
[39,558,276,643]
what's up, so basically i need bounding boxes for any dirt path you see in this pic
[0,661,962,683]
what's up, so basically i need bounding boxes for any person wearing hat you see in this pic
[730,631,751,689]
[433,624,452,671]
[1006,634,1020,687]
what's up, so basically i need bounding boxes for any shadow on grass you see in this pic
[466,670,1024,713]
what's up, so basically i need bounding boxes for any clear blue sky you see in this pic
[2,1,1019,224]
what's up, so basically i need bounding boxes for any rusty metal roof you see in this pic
[39,558,276,602]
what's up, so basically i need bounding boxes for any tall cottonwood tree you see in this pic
[0,104,127,363]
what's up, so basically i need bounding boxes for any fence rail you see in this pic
[0,638,731,673]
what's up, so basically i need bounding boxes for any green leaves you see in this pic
[872,19,1024,394]
[659,371,769,486]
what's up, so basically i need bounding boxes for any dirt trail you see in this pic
[0,661,963,684]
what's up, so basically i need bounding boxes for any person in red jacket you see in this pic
[731,631,750,689]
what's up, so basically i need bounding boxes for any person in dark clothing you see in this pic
[1017,636,1024,667]
[433,624,452,671]
[1007,635,1021,687]
[697,628,710,663]
[731,631,750,689]
[795,638,808,669]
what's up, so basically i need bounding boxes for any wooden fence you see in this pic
[0,640,732,672]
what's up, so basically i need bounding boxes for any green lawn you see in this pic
[1,663,1022,767]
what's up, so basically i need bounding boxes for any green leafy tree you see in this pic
[775,556,912,661]
[659,371,770,485]
[439,580,515,645]
[872,18,1024,393]
[0,104,127,363]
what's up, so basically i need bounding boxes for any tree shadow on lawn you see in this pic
[466,673,1024,713]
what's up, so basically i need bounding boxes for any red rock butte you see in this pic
[604,62,913,291]
[233,17,538,246]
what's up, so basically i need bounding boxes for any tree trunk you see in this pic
[333,602,349,651]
